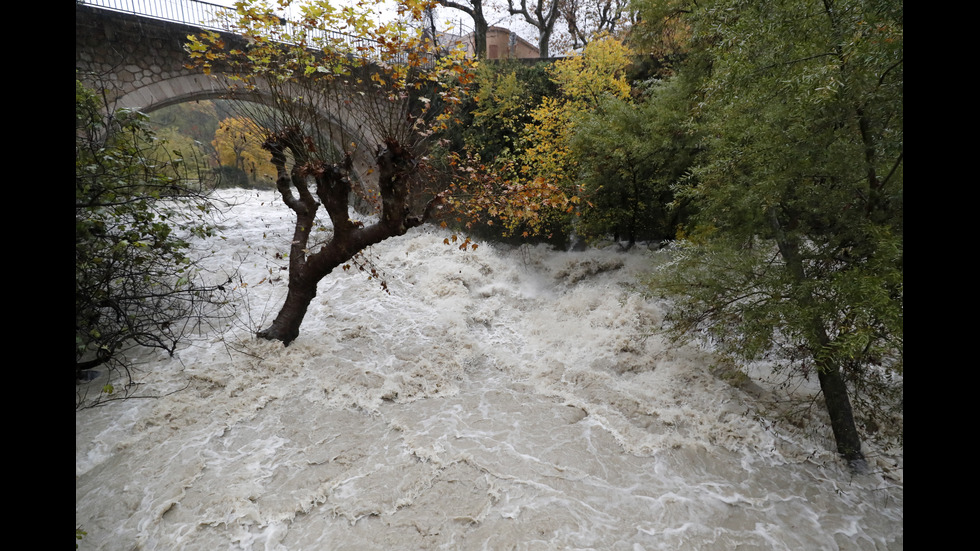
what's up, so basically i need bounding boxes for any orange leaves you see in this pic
[184,31,227,74]
[441,149,576,241]
[443,234,478,251]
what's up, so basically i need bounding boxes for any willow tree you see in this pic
[187,0,474,345]
[643,0,903,469]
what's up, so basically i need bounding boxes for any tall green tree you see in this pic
[646,0,903,468]
[569,73,698,245]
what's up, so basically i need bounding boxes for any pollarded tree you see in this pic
[645,0,903,468]
[187,0,476,345]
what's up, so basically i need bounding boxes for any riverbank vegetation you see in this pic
[75,80,233,400]
[78,0,901,467]
[447,0,903,467]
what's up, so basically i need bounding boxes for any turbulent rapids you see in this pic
[75,189,903,550]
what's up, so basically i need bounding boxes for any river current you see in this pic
[75,188,903,550]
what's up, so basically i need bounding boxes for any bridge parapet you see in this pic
[78,0,233,31]
[76,2,233,110]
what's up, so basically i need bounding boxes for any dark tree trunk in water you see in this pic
[816,355,866,469]
[256,273,318,346]
[256,131,441,346]
[769,209,866,470]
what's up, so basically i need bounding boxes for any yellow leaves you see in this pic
[212,116,277,181]
[453,39,635,242]
[185,35,209,53]
[549,37,634,106]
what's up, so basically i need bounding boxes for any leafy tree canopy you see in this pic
[643,0,903,466]
[446,37,636,242]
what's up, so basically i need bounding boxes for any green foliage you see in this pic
[435,60,565,243]
[148,101,219,147]
[570,75,699,244]
[75,80,228,389]
[466,61,557,165]
[645,0,903,455]
[148,101,221,170]
[446,40,643,245]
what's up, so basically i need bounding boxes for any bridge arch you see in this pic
[76,2,383,198]
[115,73,382,191]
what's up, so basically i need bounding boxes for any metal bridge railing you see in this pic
[78,0,236,31]
[78,0,432,67]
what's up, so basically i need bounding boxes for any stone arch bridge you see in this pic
[78,1,251,113]
[75,0,411,191]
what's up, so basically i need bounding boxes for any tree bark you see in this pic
[256,274,318,345]
[815,352,866,468]
[256,135,440,346]
[507,0,560,58]
[439,1,489,59]
[769,208,866,469]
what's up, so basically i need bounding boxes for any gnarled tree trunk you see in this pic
[256,131,441,346]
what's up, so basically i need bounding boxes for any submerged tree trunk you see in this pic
[256,132,441,346]
[815,351,866,469]
[257,277,318,345]
[769,209,866,469]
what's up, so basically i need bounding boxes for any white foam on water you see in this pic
[76,188,903,550]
